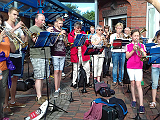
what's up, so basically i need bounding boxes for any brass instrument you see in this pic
[16,18,37,39]
[152,36,157,43]
[124,35,131,39]
[134,39,147,61]
[43,23,49,30]
[0,26,28,48]
[139,27,147,43]
[140,27,147,34]
[102,36,111,48]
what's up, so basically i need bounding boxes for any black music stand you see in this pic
[72,34,88,91]
[33,31,68,120]
[84,45,104,95]
[112,39,130,94]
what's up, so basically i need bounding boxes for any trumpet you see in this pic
[102,36,111,48]
[0,26,28,48]
[16,18,37,39]
[134,39,147,61]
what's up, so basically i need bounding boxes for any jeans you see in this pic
[152,67,160,89]
[112,52,126,83]
[0,69,9,119]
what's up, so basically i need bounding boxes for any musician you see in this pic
[103,25,111,77]
[149,31,160,109]
[110,23,125,86]
[0,13,16,119]
[124,27,131,39]
[3,7,27,115]
[68,22,91,88]
[29,14,51,104]
[126,29,146,113]
[88,26,95,39]
[50,17,67,98]
[91,25,105,82]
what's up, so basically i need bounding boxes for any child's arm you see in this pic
[126,45,137,59]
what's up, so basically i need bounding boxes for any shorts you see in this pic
[30,58,50,79]
[10,57,22,77]
[52,56,65,70]
[127,69,143,81]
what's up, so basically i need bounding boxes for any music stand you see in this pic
[84,45,104,95]
[33,31,68,120]
[72,34,88,90]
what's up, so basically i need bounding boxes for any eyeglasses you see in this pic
[98,29,103,31]
[76,27,81,29]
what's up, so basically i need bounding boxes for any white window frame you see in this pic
[106,15,127,31]
[146,3,159,39]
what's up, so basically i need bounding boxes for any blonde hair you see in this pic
[8,7,20,13]
[115,23,123,28]
[90,26,95,29]
[56,17,63,22]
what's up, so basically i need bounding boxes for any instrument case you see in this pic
[101,105,118,120]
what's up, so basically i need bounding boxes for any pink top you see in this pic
[126,42,146,69]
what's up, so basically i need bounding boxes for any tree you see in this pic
[82,10,95,20]
[65,3,81,14]
[65,3,95,21]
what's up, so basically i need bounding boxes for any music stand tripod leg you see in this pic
[41,48,68,120]
[153,113,160,120]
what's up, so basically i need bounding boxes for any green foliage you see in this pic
[65,3,81,14]
[82,10,95,20]
[65,3,95,20]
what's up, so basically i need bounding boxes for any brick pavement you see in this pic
[6,60,160,120]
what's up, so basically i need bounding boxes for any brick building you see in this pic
[98,0,160,39]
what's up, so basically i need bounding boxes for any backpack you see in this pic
[94,97,128,120]
[77,65,87,87]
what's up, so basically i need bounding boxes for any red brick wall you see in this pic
[99,0,147,36]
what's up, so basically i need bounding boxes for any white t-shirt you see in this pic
[110,33,125,52]
[4,21,24,58]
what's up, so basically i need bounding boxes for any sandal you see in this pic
[149,102,156,109]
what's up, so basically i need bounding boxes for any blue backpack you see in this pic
[93,97,128,120]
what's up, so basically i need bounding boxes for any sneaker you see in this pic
[3,106,14,116]
[131,101,136,108]
[112,82,116,86]
[1,118,11,120]
[119,82,123,86]
[139,106,145,114]
[149,102,156,109]
[9,102,26,108]
[70,83,77,89]
[36,96,47,105]
[59,89,66,95]
[62,72,65,77]
[86,83,92,88]
[54,91,59,98]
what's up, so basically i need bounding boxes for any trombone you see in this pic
[0,26,28,48]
